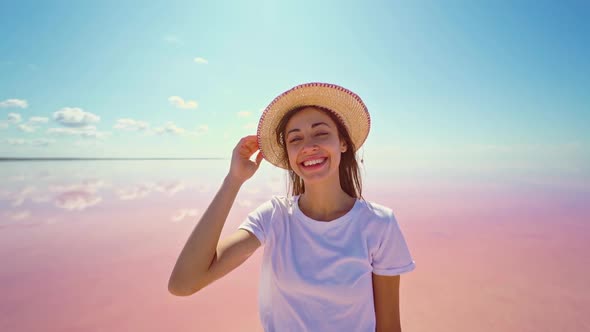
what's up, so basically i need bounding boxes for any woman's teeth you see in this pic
[302,158,326,167]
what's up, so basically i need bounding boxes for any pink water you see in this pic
[0,161,588,331]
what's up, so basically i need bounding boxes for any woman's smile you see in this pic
[300,157,328,170]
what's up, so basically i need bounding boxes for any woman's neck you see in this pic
[298,183,356,222]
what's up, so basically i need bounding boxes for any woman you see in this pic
[169,83,416,331]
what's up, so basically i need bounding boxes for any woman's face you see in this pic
[284,107,347,184]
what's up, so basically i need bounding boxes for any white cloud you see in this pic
[0,99,28,108]
[4,138,25,145]
[32,139,53,146]
[53,107,100,127]
[47,125,109,139]
[18,123,36,132]
[153,122,187,135]
[237,111,252,118]
[168,96,198,110]
[2,138,54,146]
[8,113,22,123]
[114,118,150,131]
[171,208,200,222]
[47,126,84,135]
[0,122,7,129]
[10,116,50,132]
[194,57,209,64]
[29,116,49,123]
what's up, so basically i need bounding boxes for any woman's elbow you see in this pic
[168,285,191,297]
[168,275,202,297]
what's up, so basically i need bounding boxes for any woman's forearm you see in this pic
[168,174,243,295]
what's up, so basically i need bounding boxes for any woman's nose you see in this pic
[301,141,319,153]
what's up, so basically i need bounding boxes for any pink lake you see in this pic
[0,160,588,331]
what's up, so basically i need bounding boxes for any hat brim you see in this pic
[257,82,370,169]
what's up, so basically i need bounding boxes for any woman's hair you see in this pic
[274,105,363,199]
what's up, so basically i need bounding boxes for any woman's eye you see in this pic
[289,137,302,143]
[316,132,328,137]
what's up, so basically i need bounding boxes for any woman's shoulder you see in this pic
[251,195,295,213]
[357,199,396,222]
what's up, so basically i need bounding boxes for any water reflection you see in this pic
[0,160,588,331]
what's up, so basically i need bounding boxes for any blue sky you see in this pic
[1,0,588,176]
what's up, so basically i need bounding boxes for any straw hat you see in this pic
[257,82,370,169]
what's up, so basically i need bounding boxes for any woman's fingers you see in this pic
[228,136,263,182]
[240,135,257,144]
[237,136,260,156]
[255,150,264,165]
[238,145,258,158]
[234,137,260,162]
[244,137,259,151]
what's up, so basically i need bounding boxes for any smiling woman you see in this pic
[168,82,416,332]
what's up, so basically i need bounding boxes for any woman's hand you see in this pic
[228,135,264,184]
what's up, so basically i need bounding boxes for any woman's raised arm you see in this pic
[168,135,263,296]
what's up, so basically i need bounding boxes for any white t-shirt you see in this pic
[238,195,415,332]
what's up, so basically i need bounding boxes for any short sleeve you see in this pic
[371,212,416,276]
[238,199,275,246]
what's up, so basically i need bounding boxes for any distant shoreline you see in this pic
[0,157,226,162]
